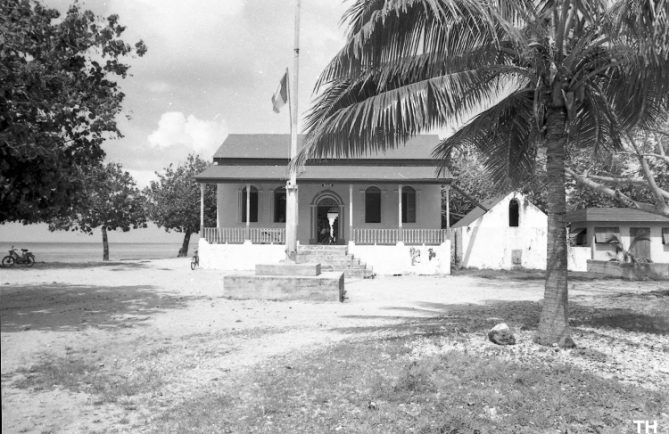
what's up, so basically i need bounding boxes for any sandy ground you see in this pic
[1,259,667,433]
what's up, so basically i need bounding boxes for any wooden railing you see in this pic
[204,227,446,245]
[353,228,449,245]
[203,227,285,244]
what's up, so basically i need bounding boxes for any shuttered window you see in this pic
[402,187,416,223]
[594,226,619,243]
[365,187,381,223]
[241,186,258,223]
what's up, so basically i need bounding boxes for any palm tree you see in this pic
[298,0,669,347]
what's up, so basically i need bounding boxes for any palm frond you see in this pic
[433,88,538,187]
[316,0,528,90]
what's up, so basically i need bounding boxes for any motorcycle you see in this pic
[2,246,36,267]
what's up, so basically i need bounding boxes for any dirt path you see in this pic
[1,260,666,433]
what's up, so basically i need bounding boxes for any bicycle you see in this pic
[190,250,199,270]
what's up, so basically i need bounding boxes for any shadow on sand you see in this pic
[27,261,152,270]
[0,283,198,332]
[333,296,669,337]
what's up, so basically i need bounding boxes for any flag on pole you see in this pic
[271,70,289,113]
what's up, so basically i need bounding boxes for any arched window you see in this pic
[509,198,519,227]
[241,186,258,223]
[365,186,381,223]
[274,186,286,223]
[402,186,416,223]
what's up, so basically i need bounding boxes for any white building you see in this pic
[451,192,549,270]
[567,208,669,263]
[194,134,452,275]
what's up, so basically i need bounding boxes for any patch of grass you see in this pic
[155,337,666,434]
[14,356,163,403]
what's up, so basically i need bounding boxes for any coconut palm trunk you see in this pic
[536,108,573,347]
[101,226,109,261]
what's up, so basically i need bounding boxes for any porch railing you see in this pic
[203,227,285,244]
[353,228,449,245]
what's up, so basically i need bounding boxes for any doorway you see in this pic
[316,198,339,244]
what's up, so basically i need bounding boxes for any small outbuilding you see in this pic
[566,208,669,263]
[451,192,548,270]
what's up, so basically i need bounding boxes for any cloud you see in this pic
[147,112,228,157]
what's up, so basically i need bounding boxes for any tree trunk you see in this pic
[101,226,109,261]
[535,108,575,348]
[178,232,191,257]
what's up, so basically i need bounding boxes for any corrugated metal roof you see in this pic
[451,196,504,228]
[213,134,440,160]
[566,208,669,223]
[195,164,448,183]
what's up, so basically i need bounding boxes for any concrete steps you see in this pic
[296,245,374,279]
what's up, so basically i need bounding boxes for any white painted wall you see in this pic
[567,247,590,272]
[349,241,450,275]
[198,238,285,270]
[453,192,548,270]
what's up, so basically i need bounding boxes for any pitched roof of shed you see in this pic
[213,134,440,160]
[451,195,505,228]
[566,208,669,224]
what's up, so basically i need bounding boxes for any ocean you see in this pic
[0,241,199,263]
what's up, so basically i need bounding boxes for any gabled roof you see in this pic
[213,134,440,161]
[451,195,505,228]
[566,208,669,224]
[197,133,452,183]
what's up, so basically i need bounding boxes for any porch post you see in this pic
[200,183,205,237]
[398,184,403,243]
[349,184,353,243]
[245,183,250,241]
[445,185,451,229]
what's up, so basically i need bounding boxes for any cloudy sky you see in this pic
[1,0,351,243]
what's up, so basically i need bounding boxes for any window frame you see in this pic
[401,186,416,223]
[508,198,520,227]
[365,186,382,223]
[273,186,286,223]
[594,226,620,244]
[241,186,259,223]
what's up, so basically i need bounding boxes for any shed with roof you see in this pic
[450,192,548,270]
[566,208,669,263]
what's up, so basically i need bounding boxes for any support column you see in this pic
[445,185,451,229]
[349,184,353,243]
[398,184,403,243]
[200,183,205,237]
[245,183,251,241]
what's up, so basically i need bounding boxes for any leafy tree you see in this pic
[0,0,146,223]
[50,163,147,260]
[566,122,669,211]
[298,0,669,347]
[442,147,496,226]
[145,154,216,257]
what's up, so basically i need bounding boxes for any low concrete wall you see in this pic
[567,246,590,272]
[587,260,669,280]
[223,271,345,302]
[349,241,450,275]
[199,239,285,270]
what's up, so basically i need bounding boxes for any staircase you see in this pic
[296,245,374,279]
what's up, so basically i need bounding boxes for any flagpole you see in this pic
[285,0,300,261]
